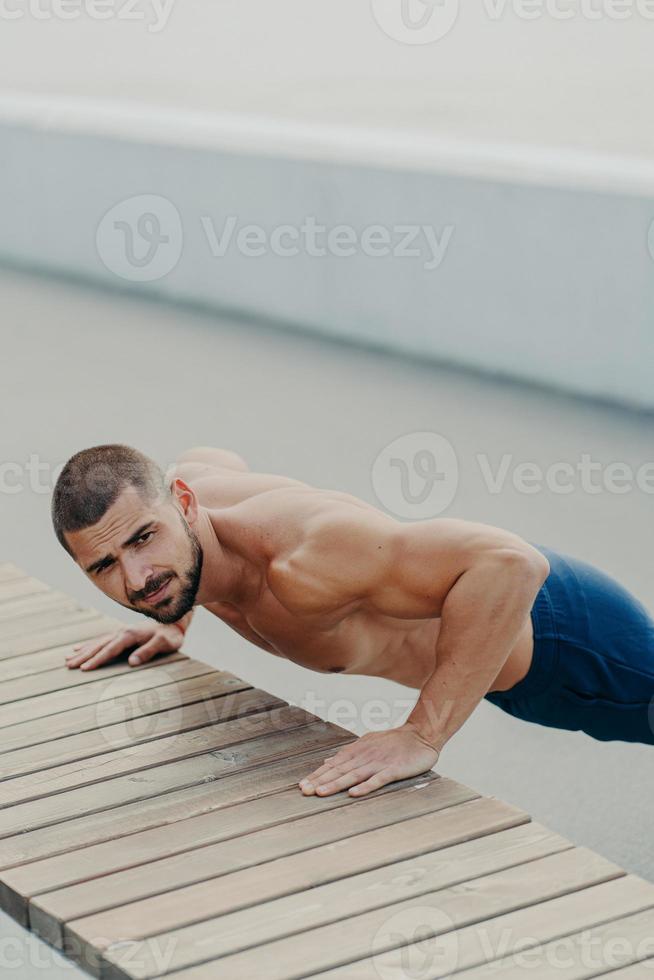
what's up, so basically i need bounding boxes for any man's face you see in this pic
[66,485,203,624]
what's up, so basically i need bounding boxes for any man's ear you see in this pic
[170,477,199,523]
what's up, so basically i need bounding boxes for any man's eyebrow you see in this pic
[84,522,156,574]
[123,521,156,547]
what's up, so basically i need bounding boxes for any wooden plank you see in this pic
[0,714,335,838]
[6,772,445,928]
[3,563,653,980]
[0,577,51,602]
[610,960,654,980]
[99,847,625,979]
[0,689,291,806]
[0,606,102,640]
[0,642,124,683]
[0,614,123,660]
[0,663,240,754]
[308,875,654,980]
[0,673,251,775]
[0,562,26,583]
[0,591,82,621]
[0,654,204,729]
[30,777,478,946]
[0,740,359,880]
[0,648,187,708]
[446,906,654,977]
[62,811,558,964]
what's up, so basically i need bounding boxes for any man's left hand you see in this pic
[298,722,440,798]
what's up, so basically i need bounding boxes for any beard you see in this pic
[139,515,204,625]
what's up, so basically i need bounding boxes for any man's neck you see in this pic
[193,507,259,608]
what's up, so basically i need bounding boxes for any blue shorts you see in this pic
[484,543,654,744]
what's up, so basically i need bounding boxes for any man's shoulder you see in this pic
[178,468,311,510]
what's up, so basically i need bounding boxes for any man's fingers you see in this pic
[300,758,372,795]
[66,636,115,668]
[66,634,113,664]
[299,744,361,788]
[66,628,153,670]
[347,768,395,797]
[312,765,380,796]
[126,638,161,666]
[77,632,139,671]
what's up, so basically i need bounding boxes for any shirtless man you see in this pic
[52,444,654,800]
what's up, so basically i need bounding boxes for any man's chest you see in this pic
[201,592,389,675]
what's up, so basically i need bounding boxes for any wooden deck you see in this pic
[1,561,654,979]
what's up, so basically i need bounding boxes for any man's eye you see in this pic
[136,532,153,545]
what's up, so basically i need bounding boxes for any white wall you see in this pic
[1,0,653,408]
[1,1,653,154]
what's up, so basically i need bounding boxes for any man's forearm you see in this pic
[406,551,548,752]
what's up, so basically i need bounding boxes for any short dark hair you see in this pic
[52,444,167,558]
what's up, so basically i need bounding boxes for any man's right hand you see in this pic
[65,623,185,671]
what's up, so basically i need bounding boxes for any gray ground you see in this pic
[2,265,653,975]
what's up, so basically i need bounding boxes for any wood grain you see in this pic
[0,737,354,873]
[307,877,654,980]
[2,564,653,980]
[0,663,241,753]
[11,774,444,930]
[0,591,82,621]
[99,847,625,979]
[63,808,552,959]
[0,650,189,718]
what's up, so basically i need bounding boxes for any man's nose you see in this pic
[122,558,154,597]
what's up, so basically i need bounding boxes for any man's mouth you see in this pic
[144,577,172,603]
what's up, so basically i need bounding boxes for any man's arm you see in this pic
[285,508,549,796]
[403,543,548,751]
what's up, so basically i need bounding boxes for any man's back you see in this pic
[167,454,535,692]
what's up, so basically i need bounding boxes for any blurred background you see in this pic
[1,3,654,974]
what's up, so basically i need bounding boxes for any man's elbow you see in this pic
[499,545,550,592]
